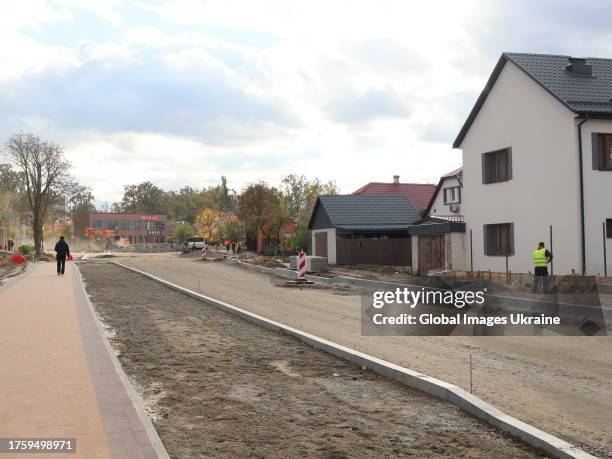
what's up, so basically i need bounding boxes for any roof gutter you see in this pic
[577,115,588,274]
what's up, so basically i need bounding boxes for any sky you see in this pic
[1,0,612,207]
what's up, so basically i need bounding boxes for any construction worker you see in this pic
[532,241,553,293]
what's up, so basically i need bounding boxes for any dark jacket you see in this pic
[54,239,70,258]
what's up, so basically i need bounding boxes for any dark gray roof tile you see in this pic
[454,52,612,148]
[312,195,420,231]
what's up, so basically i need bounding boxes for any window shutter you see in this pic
[483,224,490,255]
[507,149,513,180]
[509,223,515,255]
[592,133,602,170]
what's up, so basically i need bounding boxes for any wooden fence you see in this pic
[336,237,412,266]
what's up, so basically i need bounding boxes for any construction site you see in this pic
[2,3,612,457]
[65,248,610,458]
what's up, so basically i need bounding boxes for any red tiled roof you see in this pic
[353,182,436,211]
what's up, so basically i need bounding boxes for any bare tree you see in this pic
[4,133,72,255]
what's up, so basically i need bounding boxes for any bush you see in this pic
[171,223,194,244]
[19,244,34,255]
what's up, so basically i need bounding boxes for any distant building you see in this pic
[87,213,168,244]
[353,175,436,214]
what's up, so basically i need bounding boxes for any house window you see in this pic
[482,148,512,184]
[593,134,612,170]
[607,219,612,238]
[484,223,514,256]
[443,187,461,204]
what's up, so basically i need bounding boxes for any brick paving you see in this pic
[0,262,166,459]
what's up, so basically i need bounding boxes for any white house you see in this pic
[426,167,464,219]
[453,53,612,275]
[409,167,466,274]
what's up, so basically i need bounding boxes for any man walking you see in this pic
[54,236,70,276]
[532,241,553,293]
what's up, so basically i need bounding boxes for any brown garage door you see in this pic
[336,238,411,266]
[315,232,328,258]
[418,235,445,274]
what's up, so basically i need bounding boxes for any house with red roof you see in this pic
[353,175,436,214]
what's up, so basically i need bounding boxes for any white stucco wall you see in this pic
[460,60,582,274]
[429,177,462,217]
[311,228,337,264]
[581,119,612,275]
[449,232,467,271]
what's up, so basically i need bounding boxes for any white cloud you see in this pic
[1,0,608,204]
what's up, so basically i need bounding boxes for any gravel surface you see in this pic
[79,261,543,458]
[116,252,612,457]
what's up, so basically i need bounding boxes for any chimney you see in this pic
[566,57,592,76]
[393,175,400,184]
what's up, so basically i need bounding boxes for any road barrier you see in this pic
[298,251,306,280]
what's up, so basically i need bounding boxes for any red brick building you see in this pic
[88,213,168,244]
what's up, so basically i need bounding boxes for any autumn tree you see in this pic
[0,163,22,193]
[117,181,168,215]
[237,183,282,245]
[4,133,73,255]
[211,176,237,214]
[280,174,338,250]
[0,163,24,226]
[166,186,207,223]
[219,216,244,243]
[68,185,96,214]
[195,208,222,241]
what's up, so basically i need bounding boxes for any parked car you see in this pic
[182,237,205,253]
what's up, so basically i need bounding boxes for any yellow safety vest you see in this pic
[533,248,548,268]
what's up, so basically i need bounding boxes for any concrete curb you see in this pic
[115,261,594,459]
[75,264,170,459]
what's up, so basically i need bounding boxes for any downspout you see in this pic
[577,115,588,274]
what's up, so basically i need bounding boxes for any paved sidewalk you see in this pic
[0,262,166,459]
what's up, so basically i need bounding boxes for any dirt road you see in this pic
[116,253,612,457]
[79,262,541,458]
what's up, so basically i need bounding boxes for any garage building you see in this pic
[308,195,420,266]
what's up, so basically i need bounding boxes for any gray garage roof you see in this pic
[308,195,420,232]
[454,52,612,148]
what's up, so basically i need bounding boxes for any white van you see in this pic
[182,237,205,253]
